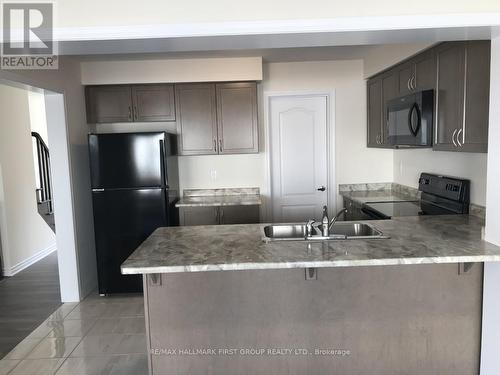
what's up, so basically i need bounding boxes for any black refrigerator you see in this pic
[89,132,179,295]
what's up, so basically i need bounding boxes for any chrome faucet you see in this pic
[329,208,348,231]
[305,219,317,238]
[321,206,329,237]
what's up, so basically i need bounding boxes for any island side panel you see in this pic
[143,275,153,375]
[146,264,482,375]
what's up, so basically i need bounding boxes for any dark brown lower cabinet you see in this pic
[180,205,260,226]
[180,206,219,226]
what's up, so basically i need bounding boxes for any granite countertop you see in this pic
[121,215,500,275]
[339,183,420,206]
[340,190,419,205]
[175,188,262,208]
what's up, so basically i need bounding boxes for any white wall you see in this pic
[363,43,434,78]
[28,91,50,144]
[480,32,500,375]
[485,34,500,244]
[81,57,263,84]
[394,150,487,205]
[0,85,56,276]
[1,57,97,301]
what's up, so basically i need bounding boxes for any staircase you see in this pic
[32,132,55,233]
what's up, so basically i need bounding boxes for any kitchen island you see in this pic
[122,215,500,375]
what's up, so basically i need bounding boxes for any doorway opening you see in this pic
[0,80,81,356]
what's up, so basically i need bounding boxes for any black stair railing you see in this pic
[31,132,53,214]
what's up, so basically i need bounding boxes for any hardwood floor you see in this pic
[0,252,61,358]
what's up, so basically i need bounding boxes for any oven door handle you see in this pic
[407,103,421,137]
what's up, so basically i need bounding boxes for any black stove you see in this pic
[361,173,470,220]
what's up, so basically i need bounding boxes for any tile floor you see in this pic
[0,293,148,374]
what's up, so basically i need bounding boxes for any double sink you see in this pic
[262,222,388,242]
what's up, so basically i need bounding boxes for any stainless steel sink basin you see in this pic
[263,224,307,240]
[262,222,388,242]
[329,222,387,239]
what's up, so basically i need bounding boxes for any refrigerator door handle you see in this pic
[159,139,168,188]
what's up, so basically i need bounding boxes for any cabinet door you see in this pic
[414,50,437,91]
[131,84,175,122]
[398,62,415,96]
[85,85,132,123]
[461,41,490,153]
[216,82,259,154]
[220,205,260,225]
[180,207,219,226]
[367,77,383,147]
[175,84,218,155]
[381,71,398,144]
[434,43,466,151]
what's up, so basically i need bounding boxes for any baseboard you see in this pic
[2,243,57,276]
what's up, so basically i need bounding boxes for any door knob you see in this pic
[317,186,326,191]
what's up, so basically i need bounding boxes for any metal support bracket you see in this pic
[149,273,162,286]
[305,268,318,280]
[458,263,474,275]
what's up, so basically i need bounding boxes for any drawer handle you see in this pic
[219,139,223,152]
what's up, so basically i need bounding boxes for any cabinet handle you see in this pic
[219,139,223,152]
[214,207,219,222]
[213,139,217,152]
[452,129,458,147]
[128,106,132,120]
[407,77,411,91]
[134,106,138,121]
[411,75,416,90]
[220,207,224,224]
[457,128,464,147]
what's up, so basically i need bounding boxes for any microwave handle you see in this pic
[408,103,421,137]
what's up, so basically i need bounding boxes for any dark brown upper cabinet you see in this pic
[175,83,218,155]
[86,85,133,123]
[397,50,436,96]
[367,71,397,148]
[85,84,175,124]
[216,82,258,154]
[367,77,383,148]
[367,40,489,153]
[176,82,259,155]
[434,41,490,153]
[131,84,175,122]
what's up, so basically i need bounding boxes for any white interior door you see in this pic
[270,95,328,223]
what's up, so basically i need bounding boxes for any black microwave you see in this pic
[386,90,434,148]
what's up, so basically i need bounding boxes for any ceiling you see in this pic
[65,26,493,58]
